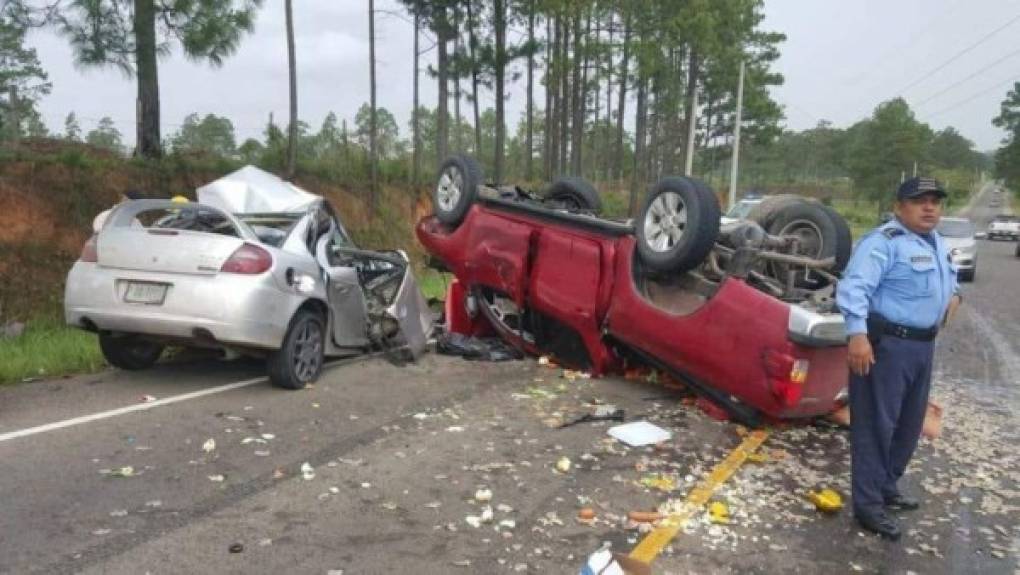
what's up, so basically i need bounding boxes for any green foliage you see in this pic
[355,103,402,159]
[0,14,51,141]
[85,116,123,153]
[171,113,237,157]
[0,320,104,385]
[64,112,81,141]
[993,83,1020,188]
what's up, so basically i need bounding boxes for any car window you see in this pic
[937,220,973,238]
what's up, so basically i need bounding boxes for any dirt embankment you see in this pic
[0,139,430,322]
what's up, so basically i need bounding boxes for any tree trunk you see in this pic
[614,10,631,183]
[412,7,420,187]
[630,74,648,217]
[494,0,506,184]
[569,11,584,176]
[368,0,378,207]
[466,0,481,157]
[603,11,614,183]
[545,14,557,180]
[436,8,449,167]
[526,0,535,181]
[453,14,463,153]
[285,0,298,180]
[133,0,161,158]
[558,12,569,175]
[8,86,18,143]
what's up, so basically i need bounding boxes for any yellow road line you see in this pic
[628,429,770,566]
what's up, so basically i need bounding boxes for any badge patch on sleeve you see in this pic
[910,255,933,263]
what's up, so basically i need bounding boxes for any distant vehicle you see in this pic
[65,167,432,390]
[720,197,766,225]
[987,215,1020,240]
[937,217,977,282]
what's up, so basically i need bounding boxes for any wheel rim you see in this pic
[643,191,688,252]
[291,320,323,382]
[436,167,464,213]
[480,289,534,344]
[777,218,824,283]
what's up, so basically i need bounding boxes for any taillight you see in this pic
[220,243,273,274]
[80,235,98,262]
[764,349,809,407]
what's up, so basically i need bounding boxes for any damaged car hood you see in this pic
[198,165,319,214]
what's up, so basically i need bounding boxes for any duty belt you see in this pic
[867,314,938,342]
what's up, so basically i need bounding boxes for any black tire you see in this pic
[746,194,802,229]
[268,310,325,390]
[544,176,602,214]
[768,201,848,289]
[99,334,164,370]
[636,177,720,273]
[820,204,853,273]
[433,155,484,227]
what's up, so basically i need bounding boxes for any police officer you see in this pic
[836,177,962,541]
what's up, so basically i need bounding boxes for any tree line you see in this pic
[0,1,1001,218]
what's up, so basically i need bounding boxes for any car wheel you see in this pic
[544,176,602,214]
[636,177,720,274]
[433,154,484,227]
[268,310,325,390]
[99,334,164,370]
[746,194,802,229]
[767,201,849,289]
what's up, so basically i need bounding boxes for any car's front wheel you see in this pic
[636,177,721,274]
[544,176,602,214]
[99,334,164,370]
[268,310,325,390]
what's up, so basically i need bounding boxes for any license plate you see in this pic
[124,282,168,305]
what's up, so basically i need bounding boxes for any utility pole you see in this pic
[728,60,745,210]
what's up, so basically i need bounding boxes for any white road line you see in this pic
[0,354,372,444]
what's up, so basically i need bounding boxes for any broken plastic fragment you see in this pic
[474,488,493,502]
[807,489,844,513]
[301,462,315,481]
[555,457,572,473]
[208,474,225,482]
[708,501,730,524]
[111,466,135,478]
[202,439,216,453]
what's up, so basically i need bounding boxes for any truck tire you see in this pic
[544,176,602,214]
[268,310,325,390]
[433,155,484,227]
[768,201,849,289]
[99,334,164,370]
[747,194,802,229]
[636,177,720,273]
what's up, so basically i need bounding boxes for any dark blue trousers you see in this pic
[849,336,934,515]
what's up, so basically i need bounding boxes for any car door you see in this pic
[313,217,371,348]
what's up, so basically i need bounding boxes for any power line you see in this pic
[914,46,1020,107]
[896,12,1020,96]
[925,75,1018,120]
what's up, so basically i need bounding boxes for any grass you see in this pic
[417,268,453,301]
[0,319,104,385]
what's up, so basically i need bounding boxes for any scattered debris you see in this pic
[228,542,244,553]
[639,474,677,492]
[139,395,157,403]
[628,511,663,523]
[436,332,523,361]
[807,489,844,513]
[110,466,135,478]
[558,407,625,429]
[555,456,572,473]
[707,501,730,524]
[474,488,493,503]
[608,421,671,447]
[202,438,216,453]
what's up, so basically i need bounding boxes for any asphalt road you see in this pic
[0,185,1017,575]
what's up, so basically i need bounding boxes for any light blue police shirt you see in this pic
[836,217,960,335]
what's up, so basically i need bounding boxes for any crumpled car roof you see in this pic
[197,165,319,214]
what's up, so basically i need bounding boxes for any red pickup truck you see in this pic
[417,156,851,425]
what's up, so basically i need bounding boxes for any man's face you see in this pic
[895,194,943,234]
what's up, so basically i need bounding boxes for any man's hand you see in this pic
[943,294,962,327]
[847,334,875,376]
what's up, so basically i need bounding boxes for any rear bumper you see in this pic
[64,262,302,349]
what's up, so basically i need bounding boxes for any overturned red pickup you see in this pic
[417,155,851,425]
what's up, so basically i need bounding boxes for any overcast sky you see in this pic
[23,0,1019,152]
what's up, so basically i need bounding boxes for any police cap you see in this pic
[897,177,946,201]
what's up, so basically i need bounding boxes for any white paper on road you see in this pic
[607,421,672,447]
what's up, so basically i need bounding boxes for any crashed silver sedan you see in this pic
[65,167,431,389]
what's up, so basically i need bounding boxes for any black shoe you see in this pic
[884,494,920,511]
[855,510,902,541]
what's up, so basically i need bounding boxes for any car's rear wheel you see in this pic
[544,176,602,214]
[767,201,851,289]
[268,310,325,390]
[99,334,164,370]
[746,194,802,229]
[636,177,720,274]
[434,155,484,227]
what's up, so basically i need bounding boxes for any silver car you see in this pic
[938,217,977,282]
[65,195,431,389]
